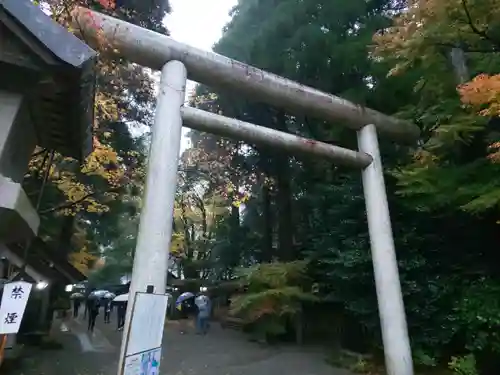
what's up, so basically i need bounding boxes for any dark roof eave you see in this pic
[33,238,86,283]
[0,0,97,161]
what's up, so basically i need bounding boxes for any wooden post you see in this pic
[0,334,7,367]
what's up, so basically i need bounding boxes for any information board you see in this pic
[125,292,169,356]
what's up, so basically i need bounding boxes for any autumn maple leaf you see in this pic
[97,0,116,9]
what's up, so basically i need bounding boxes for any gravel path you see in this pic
[13,317,350,375]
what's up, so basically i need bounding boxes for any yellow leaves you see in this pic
[95,91,120,123]
[387,62,411,78]
[69,246,97,276]
[54,175,109,215]
[56,179,89,202]
[82,140,124,187]
[458,74,500,116]
[232,193,250,208]
[190,92,219,107]
[170,232,186,258]
[413,149,439,166]
[223,182,250,207]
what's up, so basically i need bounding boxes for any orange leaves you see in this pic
[371,0,441,65]
[247,297,277,320]
[459,74,500,116]
[372,0,500,76]
[486,142,500,163]
[456,74,500,164]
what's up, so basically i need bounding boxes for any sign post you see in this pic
[0,334,7,367]
[0,281,32,367]
[120,292,169,375]
[0,281,32,334]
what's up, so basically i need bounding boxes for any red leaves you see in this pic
[458,74,500,117]
[97,0,116,9]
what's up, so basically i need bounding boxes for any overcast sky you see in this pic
[165,0,237,152]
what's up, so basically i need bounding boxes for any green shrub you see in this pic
[448,354,478,375]
[230,261,318,341]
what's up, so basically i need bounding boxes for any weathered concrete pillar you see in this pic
[0,90,39,243]
[0,90,37,183]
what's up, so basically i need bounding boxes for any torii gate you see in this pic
[73,8,419,375]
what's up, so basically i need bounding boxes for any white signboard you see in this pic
[124,347,161,375]
[125,292,169,356]
[0,281,32,334]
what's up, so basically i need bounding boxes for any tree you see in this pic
[24,0,170,276]
[230,261,316,342]
[372,3,500,369]
[171,151,235,280]
[373,0,500,214]
[189,0,500,372]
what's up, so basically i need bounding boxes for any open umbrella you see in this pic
[70,292,84,299]
[104,292,116,299]
[113,293,129,302]
[175,292,194,306]
[89,290,108,299]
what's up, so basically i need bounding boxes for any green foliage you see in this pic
[449,354,478,375]
[184,0,500,372]
[454,279,500,353]
[349,358,370,373]
[230,261,317,340]
[413,349,438,368]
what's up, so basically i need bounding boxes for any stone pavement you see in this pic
[13,315,350,375]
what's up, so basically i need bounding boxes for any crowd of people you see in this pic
[72,294,127,333]
[71,290,212,335]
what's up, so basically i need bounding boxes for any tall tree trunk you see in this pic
[274,111,294,261]
[261,182,274,262]
[58,215,75,256]
[257,152,274,263]
[229,197,240,264]
[228,157,241,269]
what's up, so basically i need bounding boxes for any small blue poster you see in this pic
[140,348,161,375]
[124,347,161,375]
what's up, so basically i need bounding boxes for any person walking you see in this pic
[195,294,212,335]
[176,298,195,334]
[73,298,81,318]
[116,301,127,331]
[83,298,89,319]
[87,298,100,333]
[103,299,112,324]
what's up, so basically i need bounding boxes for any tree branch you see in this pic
[39,193,95,215]
[461,0,500,49]
[31,148,48,159]
[435,41,499,53]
